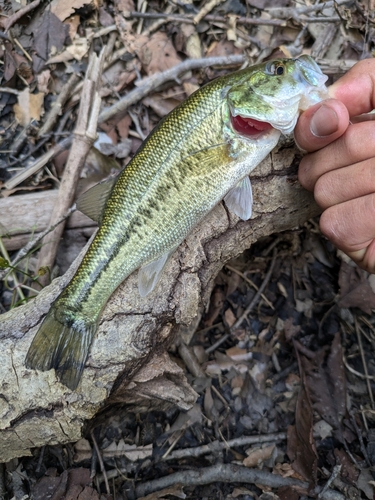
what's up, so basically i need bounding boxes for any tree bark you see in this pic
[0,144,321,463]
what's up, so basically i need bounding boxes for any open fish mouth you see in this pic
[230,113,274,138]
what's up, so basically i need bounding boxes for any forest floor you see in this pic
[0,0,375,499]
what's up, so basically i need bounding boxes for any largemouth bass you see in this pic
[25,55,328,390]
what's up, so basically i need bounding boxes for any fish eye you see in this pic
[265,61,285,76]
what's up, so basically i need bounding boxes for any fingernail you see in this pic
[347,248,367,263]
[310,105,339,137]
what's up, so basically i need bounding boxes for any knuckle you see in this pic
[298,157,314,190]
[314,174,332,209]
[319,208,341,244]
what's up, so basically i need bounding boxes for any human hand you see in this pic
[295,59,375,272]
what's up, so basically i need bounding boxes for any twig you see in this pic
[38,73,81,138]
[4,136,72,190]
[4,56,245,191]
[343,354,375,380]
[9,121,37,157]
[0,204,77,281]
[205,332,230,354]
[2,0,42,31]
[161,429,185,460]
[141,4,173,37]
[225,264,274,310]
[12,36,32,61]
[90,430,110,495]
[126,11,287,26]
[98,54,246,123]
[193,0,224,24]
[231,247,277,331]
[318,466,341,499]
[35,446,45,473]
[0,31,10,41]
[266,0,354,19]
[0,238,25,303]
[7,135,50,167]
[135,463,308,497]
[34,50,105,287]
[177,341,206,378]
[354,316,375,409]
[128,109,146,141]
[0,87,19,95]
[349,409,371,467]
[353,0,375,24]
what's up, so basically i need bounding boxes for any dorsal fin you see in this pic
[76,177,117,223]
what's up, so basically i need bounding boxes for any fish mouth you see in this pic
[230,114,274,139]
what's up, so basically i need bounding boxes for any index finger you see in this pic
[329,58,375,116]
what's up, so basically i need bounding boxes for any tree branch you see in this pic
[0,145,321,462]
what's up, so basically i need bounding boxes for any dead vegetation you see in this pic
[0,0,375,498]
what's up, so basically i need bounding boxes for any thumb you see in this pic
[294,99,349,152]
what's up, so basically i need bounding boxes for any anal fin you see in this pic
[138,250,174,297]
[224,176,253,221]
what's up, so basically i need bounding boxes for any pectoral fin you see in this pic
[138,250,174,297]
[224,176,253,220]
[76,177,117,223]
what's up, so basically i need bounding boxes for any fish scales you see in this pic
[23,56,329,389]
[60,79,230,316]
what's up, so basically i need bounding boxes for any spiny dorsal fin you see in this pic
[224,176,253,221]
[76,177,117,223]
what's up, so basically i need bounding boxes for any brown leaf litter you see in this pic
[0,0,375,498]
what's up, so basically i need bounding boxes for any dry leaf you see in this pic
[287,342,318,488]
[277,486,300,500]
[67,37,90,60]
[31,468,108,500]
[204,286,225,327]
[224,307,236,328]
[73,438,92,462]
[137,484,186,500]
[64,14,81,40]
[295,333,346,441]
[143,93,180,118]
[169,403,202,433]
[357,469,374,499]
[227,14,238,42]
[37,70,51,94]
[113,0,135,12]
[4,46,32,82]
[102,442,152,461]
[334,448,359,485]
[313,420,333,440]
[47,37,90,64]
[14,89,44,126]
[204,386,219,422]
[51,0,97,22]
[33,10,68,61]
[137,32,182,76]
[225,346,251,362]
[338,261,375,314]
[243,444,275,468]
[206,39,242,58]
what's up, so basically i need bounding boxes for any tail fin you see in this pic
[25,306,97,390]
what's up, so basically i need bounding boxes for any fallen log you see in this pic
[0,144,321,462]
[0,190,96,251]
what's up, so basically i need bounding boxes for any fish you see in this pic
[25,55,328,390]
